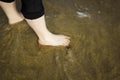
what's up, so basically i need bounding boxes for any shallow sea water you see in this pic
[0,0,120,80]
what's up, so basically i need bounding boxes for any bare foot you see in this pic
[26,15,70,47]
[38,34,70,46]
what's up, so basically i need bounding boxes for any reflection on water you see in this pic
[0,0,120,80]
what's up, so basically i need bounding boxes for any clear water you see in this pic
[0,0,120,80]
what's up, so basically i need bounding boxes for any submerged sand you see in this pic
[0,0,120,80]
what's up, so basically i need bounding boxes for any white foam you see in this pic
[76,11,90,18]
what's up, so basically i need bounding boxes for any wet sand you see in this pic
[0,0,120,80]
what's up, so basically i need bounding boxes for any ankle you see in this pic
[9,13,24,24]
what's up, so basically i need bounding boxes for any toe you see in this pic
[64,39,70,46]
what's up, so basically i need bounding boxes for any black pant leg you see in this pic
[0,0,15,3]
[21,0,44,19]
[0,0,44,19]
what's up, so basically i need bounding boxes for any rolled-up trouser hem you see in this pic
[21,11,44,20]
[1,0,45,20]
[21,0,45,19]
[0,0,14,3]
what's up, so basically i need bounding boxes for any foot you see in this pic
[38,34,70,46]
[26,15,71,47]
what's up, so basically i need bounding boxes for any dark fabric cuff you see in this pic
[21,10,45,20]
[0,0,14,3]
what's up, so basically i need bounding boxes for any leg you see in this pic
[0,0,23,24]
[21,0,70,46]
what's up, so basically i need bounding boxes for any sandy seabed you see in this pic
[0,0,120,80]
